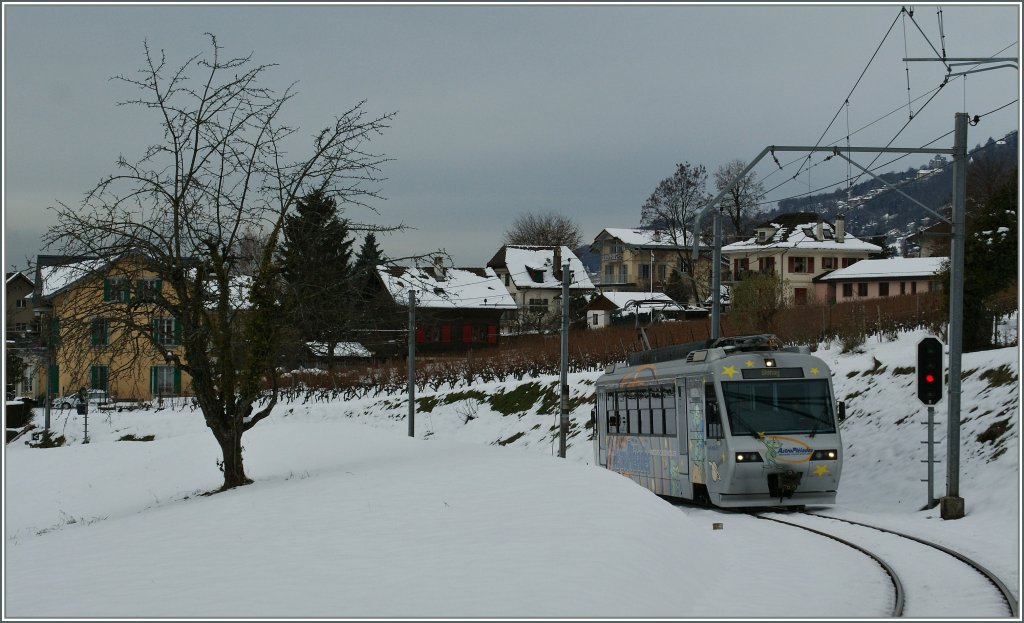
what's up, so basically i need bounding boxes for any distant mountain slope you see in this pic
[759,130,1018,252]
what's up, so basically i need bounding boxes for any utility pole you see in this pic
[559,260,570,458]
[940,112,968,520]
[407,290,416,438]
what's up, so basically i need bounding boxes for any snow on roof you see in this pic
[598,291,683,311]
[38,259,108,297]
[492,246,594,290]
[377,265,517,310]
[723,216,881,254]
[307,342,372,359]
[597,228,698,249]
[817,257,946,281]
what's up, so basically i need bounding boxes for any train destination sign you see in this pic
[740,367,805,379]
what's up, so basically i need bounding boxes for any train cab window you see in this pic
[706,382,724,439]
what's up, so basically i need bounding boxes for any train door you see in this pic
[596,388,609,466]
[674,378,688,476]
[684,376,707,487]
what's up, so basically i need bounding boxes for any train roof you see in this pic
[601,334,823,385]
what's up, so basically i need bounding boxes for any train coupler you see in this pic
[767,470,803,502]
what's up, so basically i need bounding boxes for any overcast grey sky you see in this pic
[3,3,1020,270]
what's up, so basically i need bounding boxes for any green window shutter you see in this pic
[150,366,157,396]
[49,364,59,394]
[50,317,60,345]
[136,279,144,299]
[173,367,182,394]
[152,319,159,342]
[103,279,111,302]
[155,279,162,297]
[174,318,181,345]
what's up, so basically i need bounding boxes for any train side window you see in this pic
[605,393,619,434]
[628,391,641,434]
[706,382,724,439]
[652,388,665,435]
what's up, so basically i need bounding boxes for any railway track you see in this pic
[755,511,1018,618]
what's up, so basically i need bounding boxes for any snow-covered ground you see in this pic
[3,326,1019,618]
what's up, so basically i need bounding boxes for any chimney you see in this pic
[815,219,824,242]
[433,255,446,280]
[553,246,563,281]
[835,216,845,243]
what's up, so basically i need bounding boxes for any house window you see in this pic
[821,257,837,270]
[758,257,776,273]
[136,278,162,302]
[15,299,27,308]
[619,265,628,282]
[842,283,853,298]
[857,283,868,297]
[605,265,614,279]
[878,282,890,297]
[841,257,859,268]
[911,281,918,294]
[657,264,667,281]
[21,368,34,394]
[90,317,110,346]
[12,322,30,333]
[153,318,179,346]
[733,258,749,277]
[757,230,768,243]
[789,256,814,274]
[900,282,906,295]
[104,277,130,302]
[592,314,599,326]
[90,364,109,393]
[528,298,549,312]
[150,365,180,397]
[504,274,511,287]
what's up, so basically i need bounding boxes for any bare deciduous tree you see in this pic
[640,162,711,301]
[714,159,765,242]
[502,211,583,249]
[42,35,397,491]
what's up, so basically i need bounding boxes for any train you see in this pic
[593,334,844,507]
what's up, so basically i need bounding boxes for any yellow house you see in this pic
[590,227,712,303]
[33,255,190,403]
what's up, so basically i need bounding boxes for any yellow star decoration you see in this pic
[722,365,738,379]
[745,360,755,367]
[815,464,829,477]
[810,367,820,376]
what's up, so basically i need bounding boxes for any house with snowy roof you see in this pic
[376,258,517,351]
[486,245,595,333]
[6,271,38,398]
[582,291,690,329]
[590,228,711,297]
[813,257,945,304]
[721,213,881,305]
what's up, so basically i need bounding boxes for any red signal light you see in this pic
[925,373,935,383]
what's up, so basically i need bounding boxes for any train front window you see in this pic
[720,379,835,436]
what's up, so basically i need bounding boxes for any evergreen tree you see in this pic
[277,189,355,356]
[352,232,385,292]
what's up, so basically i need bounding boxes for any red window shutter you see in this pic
[463,325,473,343]
[808,257,815,273]
[487,325,497,344]
[415,327,425,344]
[441,324,451,343]
[788,256,794,273]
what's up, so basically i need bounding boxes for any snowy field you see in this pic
[3,326,1020,618]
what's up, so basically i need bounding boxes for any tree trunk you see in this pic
[214,425,252,490]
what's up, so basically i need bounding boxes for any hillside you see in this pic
[765,129,1018,251]
[4,324,1019,617]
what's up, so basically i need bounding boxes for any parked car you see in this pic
[54,389,112,409]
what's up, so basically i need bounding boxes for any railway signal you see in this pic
[917,337,944,405]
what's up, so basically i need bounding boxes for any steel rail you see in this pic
[809,512,1019,618]
[753,513,904,617]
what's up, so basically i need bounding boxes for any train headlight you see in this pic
[811,449,838,461]
[735,451,763,463]
[764,358,776,367]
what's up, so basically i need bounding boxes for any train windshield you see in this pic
[720,379,836,436]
